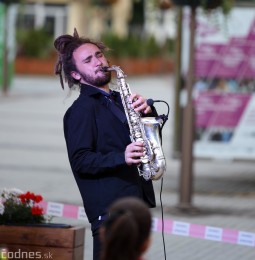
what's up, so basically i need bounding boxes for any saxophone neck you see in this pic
[103,65,126,79]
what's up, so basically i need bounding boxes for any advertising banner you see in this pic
[182,6,255,159]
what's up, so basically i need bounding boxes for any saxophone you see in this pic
[104,65,166,181]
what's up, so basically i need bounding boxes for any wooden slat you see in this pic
[0,225,85,248]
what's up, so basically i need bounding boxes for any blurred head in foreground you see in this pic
[100,197,152,260]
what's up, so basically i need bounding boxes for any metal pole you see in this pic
[178,6,196,210]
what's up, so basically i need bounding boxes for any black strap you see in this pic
[104,96,127,125]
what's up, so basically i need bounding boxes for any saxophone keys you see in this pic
[135,132,142,138]
[141,157,149,164]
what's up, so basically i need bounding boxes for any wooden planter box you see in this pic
[15,56,56,75]
[110,57,174,75]
[14,56,174,76]
[0,225,85,260]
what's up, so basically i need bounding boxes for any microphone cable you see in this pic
[160,177,167,260]
[147,99,170,131]
[147,98,169,260]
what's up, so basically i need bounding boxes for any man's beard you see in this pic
[79,70,111,87]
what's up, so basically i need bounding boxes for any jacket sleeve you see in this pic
[64,102,126,176]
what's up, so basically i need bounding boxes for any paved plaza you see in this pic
[0,75,255,259]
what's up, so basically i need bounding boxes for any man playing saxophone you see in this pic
[54,29,158,260]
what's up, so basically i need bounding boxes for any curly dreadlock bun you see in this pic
[54,28,80,89]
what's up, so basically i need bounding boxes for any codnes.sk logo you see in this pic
[0,248,53,259]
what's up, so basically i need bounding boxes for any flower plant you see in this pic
[0,188,46,225]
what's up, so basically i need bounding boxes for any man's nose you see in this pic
[95,57,102,66]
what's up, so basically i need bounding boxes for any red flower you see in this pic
[31,206,43,216]
[19,192,43,204]
[1,189,46,225]
[25,192,36,201]
[18,194,27,203]
[34,195,43,203]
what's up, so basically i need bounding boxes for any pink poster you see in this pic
[195,44,224,78]
[183,7,255,159]
[195,16,255,79]
[195,93,251,128]
[243,45,255,79]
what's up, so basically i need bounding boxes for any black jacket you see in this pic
[64,83,156,223]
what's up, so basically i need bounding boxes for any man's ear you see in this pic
[71,71,81,81]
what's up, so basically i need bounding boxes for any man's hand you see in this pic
[125,141,144,165]
[129,94,152,114]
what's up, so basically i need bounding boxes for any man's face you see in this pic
[72,43,111,87]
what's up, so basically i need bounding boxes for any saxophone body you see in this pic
[106,65,166,181]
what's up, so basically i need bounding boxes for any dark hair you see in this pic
[54,28,108,89]
[100,197,152,260]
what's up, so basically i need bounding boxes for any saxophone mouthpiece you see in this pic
[101,66,111,72]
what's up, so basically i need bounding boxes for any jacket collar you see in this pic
[80,83,117,99]
[80,83,108,98]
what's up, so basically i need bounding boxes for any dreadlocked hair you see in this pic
[54,28,108,90]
